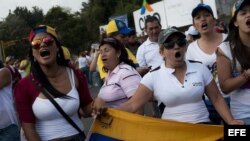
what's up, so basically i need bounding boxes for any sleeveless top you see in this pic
[219,42,250,119]
[32,68,83,141]
[0,68,19,128]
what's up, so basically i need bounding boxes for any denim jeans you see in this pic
[80,67,92,86]
[0,124,20,141]
[204,97,230,125]
[92,71,103,87]
[242,117,250,125]
[68,133,85,141]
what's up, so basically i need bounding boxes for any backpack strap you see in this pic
[29,75,86,139]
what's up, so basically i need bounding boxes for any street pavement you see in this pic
[82,86,99,135]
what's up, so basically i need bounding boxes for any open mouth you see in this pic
[201,23,208,29]
[175,51,181,58]
[102,58,107,62]
[40,50,50,57]
[246,19,250,26]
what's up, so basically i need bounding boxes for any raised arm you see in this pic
[89,49,100,72]
[216,48,250,94]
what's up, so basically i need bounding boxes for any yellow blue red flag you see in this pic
[140,0,153,15]
[88,108,223,141]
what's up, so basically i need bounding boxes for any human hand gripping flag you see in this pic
[88,108,223,141]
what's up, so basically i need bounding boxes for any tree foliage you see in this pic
[0,0,161,58]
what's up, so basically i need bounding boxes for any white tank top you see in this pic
[0,68,19,128]
[32,68,83,141]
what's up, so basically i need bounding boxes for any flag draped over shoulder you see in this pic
[140,0,153,15]
[88,108,223,141]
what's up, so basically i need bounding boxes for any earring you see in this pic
[57,53,61,58]
[34,58,36,62]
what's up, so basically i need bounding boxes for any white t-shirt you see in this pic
[136,38,163,69]
[78,56,89,69]
[0,68,19,128]
[186,33,228,97]
[219,42,250,119]
[141,61,212,123]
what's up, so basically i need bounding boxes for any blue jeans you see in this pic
[92,71,103,87]
[242,117,250,125]
[80,66,92,86]
[204,97,230,125]
[66,133,85,141]
[0,124,20,141]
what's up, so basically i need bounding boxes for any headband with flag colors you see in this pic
[29,25,58,42]
[140,0,153,15]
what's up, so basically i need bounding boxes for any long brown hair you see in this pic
[226,9,250,70]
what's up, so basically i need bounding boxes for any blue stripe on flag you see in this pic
[89,133,122,141]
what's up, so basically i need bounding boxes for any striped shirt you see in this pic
[98,63,141,108]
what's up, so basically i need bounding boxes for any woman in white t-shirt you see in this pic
[93,27,243,125]
[186,3,229,124]
[216,0,250,124]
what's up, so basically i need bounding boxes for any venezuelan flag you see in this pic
[140,0,153,15]
[87,108,223,141]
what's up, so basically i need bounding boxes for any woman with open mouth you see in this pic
[93,37,143,114]
[14,25,93,141]
[93,27,243,126]
[186,3,229,125]
[217,0,250,125]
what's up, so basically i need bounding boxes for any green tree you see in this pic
[0,14,30,58]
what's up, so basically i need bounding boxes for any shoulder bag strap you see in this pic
[30,77,86,139]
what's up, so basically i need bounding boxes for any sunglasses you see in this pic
[31,37,54,49]
[163,38,187,49]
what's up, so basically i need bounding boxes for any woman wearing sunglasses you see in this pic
[14,25,93,141]
[93,37,143,114]
[93,27,243,125]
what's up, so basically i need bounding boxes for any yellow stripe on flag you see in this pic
[90,108,223,141]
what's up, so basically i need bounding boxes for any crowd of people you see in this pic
[1,0,250,141]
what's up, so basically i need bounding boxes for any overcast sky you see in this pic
[0,0,88,20]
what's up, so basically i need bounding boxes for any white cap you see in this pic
[186,26,199,36]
